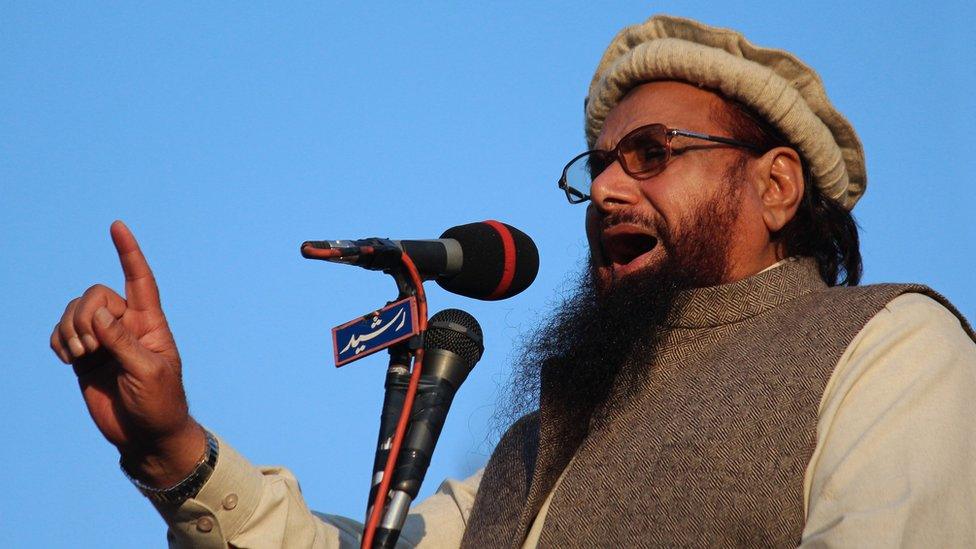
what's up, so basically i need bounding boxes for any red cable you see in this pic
[361,251,427,549]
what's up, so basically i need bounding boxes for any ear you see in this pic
[754,147,804,233]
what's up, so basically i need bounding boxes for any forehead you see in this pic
[597,81,726,149]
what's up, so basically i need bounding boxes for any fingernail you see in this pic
[94,307,113,329]
[81,334,99,352]
[68,337,85,357]
[57,349,71,364]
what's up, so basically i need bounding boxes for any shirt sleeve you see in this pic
[152,434,482,548]
[800,293,976,548]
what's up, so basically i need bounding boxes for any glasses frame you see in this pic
[557,123,763,204]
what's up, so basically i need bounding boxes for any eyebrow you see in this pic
[596,120,661,150]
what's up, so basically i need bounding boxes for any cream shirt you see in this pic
[156,293,976,548]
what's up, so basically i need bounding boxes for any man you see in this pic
[51,15,976,548]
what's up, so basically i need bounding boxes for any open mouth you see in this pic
[600,228,659,268]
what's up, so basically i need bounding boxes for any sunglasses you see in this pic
[557,123,762,204]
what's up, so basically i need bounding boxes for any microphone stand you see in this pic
[361,260,427,549]
[364,347,410,526]
[300,240,429,549]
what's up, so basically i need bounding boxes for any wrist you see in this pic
[121,420,207,488]
[122,428,219,505]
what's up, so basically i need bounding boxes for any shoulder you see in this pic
[839,285,974,343]
[495,411,540,451]
[818,290,976,424]
[875,292,972,333]
[825,291,975,398]
[811,289,976,468]
[810,280,974,339]
[804,291,976,542]
[482,411,540,475]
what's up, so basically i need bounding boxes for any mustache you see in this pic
[599,211,665,235]
[597,212,673,258]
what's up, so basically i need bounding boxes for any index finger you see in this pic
[110,220,161,311]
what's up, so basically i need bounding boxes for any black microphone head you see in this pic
[425,309,484,369]
[436,220,539,300]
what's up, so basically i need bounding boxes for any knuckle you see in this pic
[76,285,115,328]
[149,363,167,383]
[73,300,94,325]
[60,300,80,329]
[58,317,75,338]
[83,283,109,297]
[148,361,176,386]
[49,331,68,363]
[63,297,80,316]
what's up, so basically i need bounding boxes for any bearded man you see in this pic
[51,15,976,548]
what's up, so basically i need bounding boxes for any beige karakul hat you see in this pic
[585,15,865,210]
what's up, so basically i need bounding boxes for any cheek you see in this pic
[730,189,767,244]
[638,181,699,233]
[638,159,730,228]
[739,189,765,224]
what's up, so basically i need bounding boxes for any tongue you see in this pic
[607,233,658,265]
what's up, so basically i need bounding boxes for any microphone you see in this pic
[302,220,538,300]
[373,308,484,548]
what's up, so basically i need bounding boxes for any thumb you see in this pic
[92,307,154,374]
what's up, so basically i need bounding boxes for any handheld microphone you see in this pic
[302,220,538,300]
[373,308,484,548]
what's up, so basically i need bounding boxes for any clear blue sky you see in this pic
[2,2,973,547]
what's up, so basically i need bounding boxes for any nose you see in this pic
[589,160,641,214]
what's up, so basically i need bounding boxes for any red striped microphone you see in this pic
[434,220,537,300]
[301,220,539,301]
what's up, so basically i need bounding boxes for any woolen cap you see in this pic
[585,15,865,209]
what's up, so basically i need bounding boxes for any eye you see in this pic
[634,146,667,164]
[621,132,668,170]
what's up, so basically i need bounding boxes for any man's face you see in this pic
[497,82,763,431]
[586,81,752,292]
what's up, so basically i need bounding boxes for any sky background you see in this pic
[3,2,974,547]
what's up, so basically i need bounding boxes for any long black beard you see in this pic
[493,257,681,439]
[494,159,745,440]
[544,265,680,422]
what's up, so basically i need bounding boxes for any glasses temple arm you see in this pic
[671,129,764,152]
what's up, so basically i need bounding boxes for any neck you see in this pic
[724,244,783,283]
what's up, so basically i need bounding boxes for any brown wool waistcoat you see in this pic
[461,258,971,548]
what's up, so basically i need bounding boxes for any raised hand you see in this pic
[51,221,205,488]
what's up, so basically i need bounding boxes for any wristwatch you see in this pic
[121,429,220,505]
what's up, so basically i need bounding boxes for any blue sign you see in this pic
[332,297,419,367]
